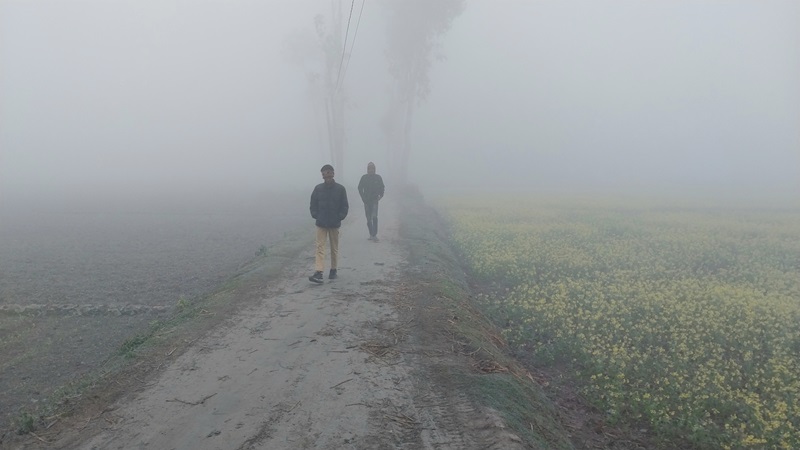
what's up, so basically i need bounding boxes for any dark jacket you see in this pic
[310,181,349,228]
[358,173,385,203]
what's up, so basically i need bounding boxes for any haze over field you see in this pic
[1,0,798,207]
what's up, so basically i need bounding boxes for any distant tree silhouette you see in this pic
[284,1,348,176]
[381,0,465,185]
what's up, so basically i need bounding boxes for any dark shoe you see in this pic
[328,269,337,280]
[308,271,324,283]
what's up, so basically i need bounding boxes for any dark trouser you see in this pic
[364,201,379,237]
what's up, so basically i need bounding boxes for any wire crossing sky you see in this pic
[338,0,366,93]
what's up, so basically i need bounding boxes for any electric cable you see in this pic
[338,0,365,92]
[334,0,356,92]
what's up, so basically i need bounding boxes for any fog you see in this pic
[2,0,798,209]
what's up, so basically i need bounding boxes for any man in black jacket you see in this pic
[309,164,349,283]
[357,162,385,242]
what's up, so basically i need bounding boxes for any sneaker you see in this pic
[328,269,337,280]
[308,271,324,283]
[372,236,380,242]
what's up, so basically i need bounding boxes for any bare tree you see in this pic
[284,1,348,175]
[381,0,465,185]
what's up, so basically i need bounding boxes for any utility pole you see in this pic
[286,1,348,177]
[322,0,346,177]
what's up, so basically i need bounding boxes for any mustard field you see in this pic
[441,195,800,449]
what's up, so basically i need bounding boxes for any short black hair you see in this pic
[321,164,334,172]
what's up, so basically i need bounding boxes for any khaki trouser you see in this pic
[315,226,340,272]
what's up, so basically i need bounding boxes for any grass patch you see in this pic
[468,373,569,449]
[118,334,149,359]
[13,412,35,435]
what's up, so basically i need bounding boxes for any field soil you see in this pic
[0,192,308,434]
[3,197,538,450]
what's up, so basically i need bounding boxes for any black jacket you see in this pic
[358,173,385,203]
[310,181,349,228]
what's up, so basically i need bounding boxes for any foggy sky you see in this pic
[1,0,798,205]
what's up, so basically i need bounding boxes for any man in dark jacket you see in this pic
[357,162,385,242]
[309,164,349,283]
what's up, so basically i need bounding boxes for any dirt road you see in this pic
[42,200,524,450]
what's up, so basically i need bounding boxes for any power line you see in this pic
[334,0,356,92]
[339,0,365,92]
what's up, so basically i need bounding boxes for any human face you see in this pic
[367,164,375,174]
[322,169,334,183]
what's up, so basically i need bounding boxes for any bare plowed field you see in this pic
[0,192,308,432]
